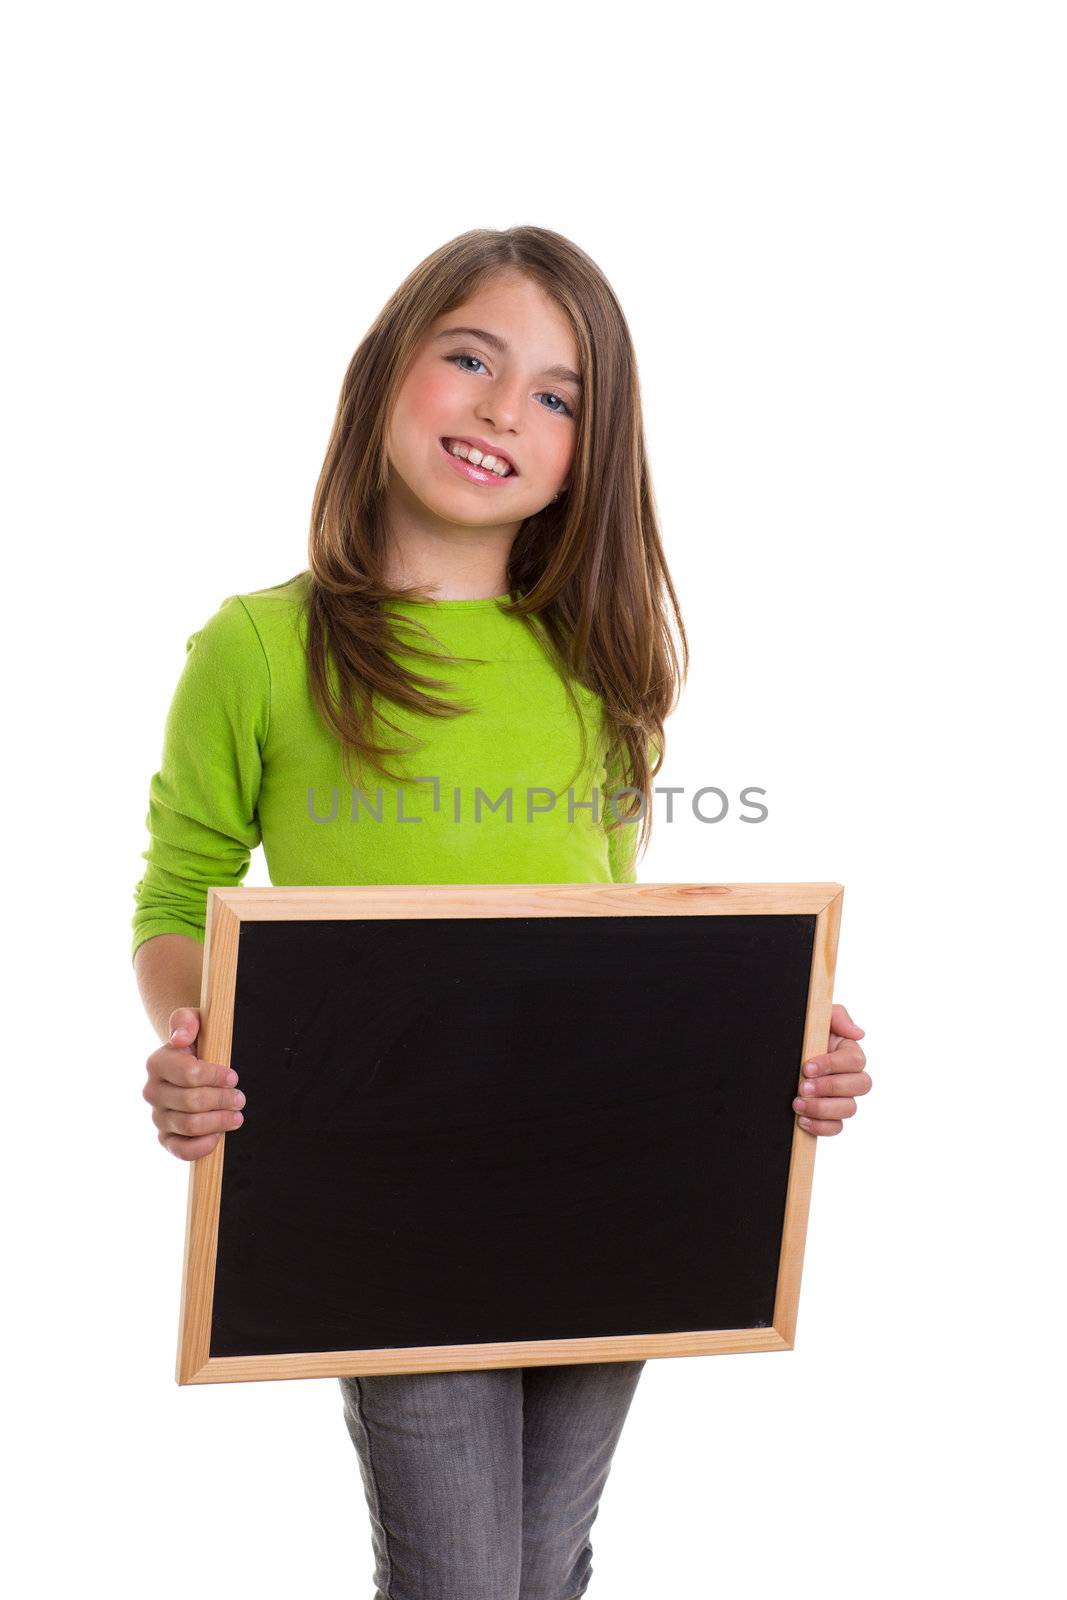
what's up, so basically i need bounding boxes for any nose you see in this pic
[476,374,524,434]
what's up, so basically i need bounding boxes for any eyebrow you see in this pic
[432,326,582,388]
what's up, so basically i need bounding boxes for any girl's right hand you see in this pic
[143,1006,246,1161]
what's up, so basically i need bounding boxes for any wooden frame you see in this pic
[177,881,843,1385]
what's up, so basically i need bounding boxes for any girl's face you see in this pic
[384,271,581,533]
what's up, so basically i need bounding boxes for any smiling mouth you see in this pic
[439,437,518,478]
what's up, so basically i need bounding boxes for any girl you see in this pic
[133,226,871,1600]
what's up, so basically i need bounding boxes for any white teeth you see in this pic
[446,439,512,477]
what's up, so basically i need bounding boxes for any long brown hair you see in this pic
[297,225,688,865]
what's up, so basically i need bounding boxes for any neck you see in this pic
[380,473,521,601]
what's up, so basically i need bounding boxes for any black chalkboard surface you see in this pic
[177,882,843,1385]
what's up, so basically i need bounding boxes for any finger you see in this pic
[796,1115,844,1136]
[152,1103,245,1138]
[143,1077,246,1114]
[797,1071,872,1101]
[792,1094,857,1120]
[830,1002,864,1039]
[829,1033,867,1060]
[802,1043,866,1078]
[158,1128,223,1162]
[148,1047,238,1092]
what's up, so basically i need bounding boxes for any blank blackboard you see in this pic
[177,882,843,1385]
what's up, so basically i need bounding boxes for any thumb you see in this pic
[167,1007,200,1045]
[830,1002,865,1038]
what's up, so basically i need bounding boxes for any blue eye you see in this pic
[446,353,574,419]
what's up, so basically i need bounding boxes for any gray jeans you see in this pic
[338,1359,646,1600]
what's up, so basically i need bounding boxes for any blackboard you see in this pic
[177,882,843,1385]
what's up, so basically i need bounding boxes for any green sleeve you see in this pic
[608,818,639,884]
[604,733,661,884]
[131,595,270,963]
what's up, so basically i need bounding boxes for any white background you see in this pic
[4,3,1063,1595]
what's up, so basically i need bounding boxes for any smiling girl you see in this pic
[133,225,871,1599]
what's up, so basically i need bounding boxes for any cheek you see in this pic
[541,421,576,479]
[399,367,456,429]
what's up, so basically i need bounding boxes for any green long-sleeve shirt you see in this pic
[131,572,640,962]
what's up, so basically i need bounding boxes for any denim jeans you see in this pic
[338,1359,646,1600]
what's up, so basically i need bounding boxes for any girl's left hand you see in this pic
[791,1003,871,1136]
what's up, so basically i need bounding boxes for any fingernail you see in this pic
[226,1070,238,1085]
[804,1062,818,1076]
[799,1116,812,1129]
